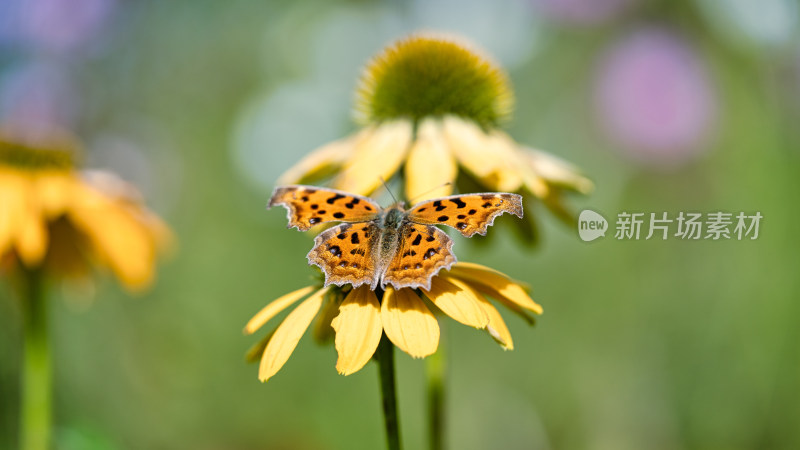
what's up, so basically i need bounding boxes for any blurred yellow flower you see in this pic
[277,34,592,219]
[244,262,541,382]
[0,131,171,291]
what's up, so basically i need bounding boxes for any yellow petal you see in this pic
[334,120,413,195]
[448,262,542,315]
[13,176,48,266]
[0,171,27,258]
[15,202,48,266]
[443,116,523,191]
[473,293,514,350]
[423,276,488,329]
[481,131,523,192]
[259,287,329,382]
[519,165,550,199]
[472,283,537,325]
[276,129,367,185]
[35,172,74,218]
[69,186,156,291]
[404,118,456,202]
[312,289,342,343]
[331,286,382,375]
[441,115,497,178]
[524,148,593,194]
[244,285,317,334]
[381,286,439,358]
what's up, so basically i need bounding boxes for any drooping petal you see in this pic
[334,120,413,195]
[0,171,28,258]
[14,176,48,266]
[35,171,74,218]
[424,276,488,328]
[381,286,439,358]
[472,283,537,325]
[312,289,343,343]
[331,286,382,375]
[443,116,525,192]
[442,115,497,178]
[259,287,329,382]
[523,147,594,194]
[404,118,456,202]
[480,130,524,192]
[68,185,156,290]
[519,165,551,199]
[472,293,514,350]
[448,262,542,315]
[244,285,317,334]
[276,129,368,185]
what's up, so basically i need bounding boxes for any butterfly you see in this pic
[268,185,523,291]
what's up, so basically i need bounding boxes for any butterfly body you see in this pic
[268,185,523,291]
[376,208,402,264]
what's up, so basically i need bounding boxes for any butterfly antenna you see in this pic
[408,182,453,204]
[379,177,400,204]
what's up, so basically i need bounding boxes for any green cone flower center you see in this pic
[357,35,513,129]
[0,137,76,170]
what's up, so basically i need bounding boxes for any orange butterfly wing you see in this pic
[407,193,523,237]
[382,223,456,291]
[268,185,380,231]
[308,222,380,289]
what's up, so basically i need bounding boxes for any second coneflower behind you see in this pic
[0,132,171,290]
[1,129,171,450]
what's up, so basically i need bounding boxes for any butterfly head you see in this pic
[381,204,407,230]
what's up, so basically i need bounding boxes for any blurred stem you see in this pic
[20,268,51,450]
[376,334,401,450]
[427,339,445,450]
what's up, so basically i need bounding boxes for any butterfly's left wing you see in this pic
[269,185,380,231]
[407,193,523,237]
[381,223,456,291]
[308,222,380,289]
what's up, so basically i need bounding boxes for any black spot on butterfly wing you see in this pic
[326,194,346,204]
[450,198,467,208]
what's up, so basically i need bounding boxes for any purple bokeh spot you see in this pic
[0,62,79,132]
[594,28,718,166]
[17,0,115,52]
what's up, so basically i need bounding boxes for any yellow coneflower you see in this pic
[244,262,541,382]
[0,131,171,290]
[1,129,171,450]
[276,34,592,219]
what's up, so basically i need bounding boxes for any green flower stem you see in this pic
[427,340,445,450]
[20,268,51,450]
[376,333,401,450]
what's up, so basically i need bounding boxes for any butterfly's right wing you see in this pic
[269,185,381,231]
[381,223,456,291]
[407,193,523,237]
[308,222,381,289]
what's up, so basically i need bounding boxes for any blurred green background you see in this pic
[1,0,799,449]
